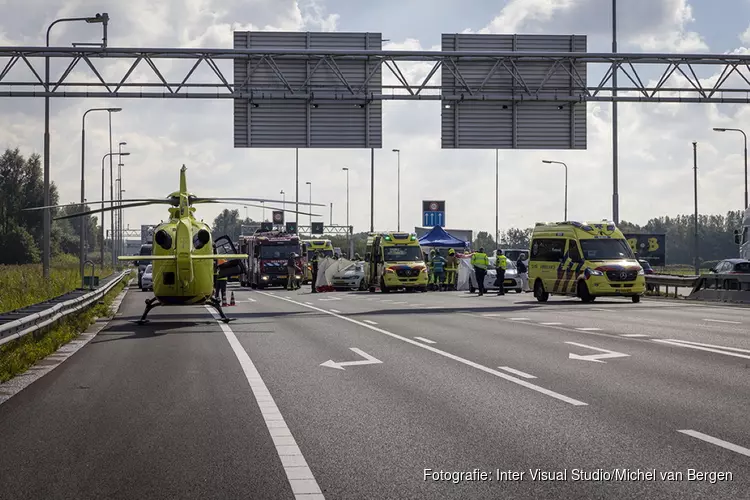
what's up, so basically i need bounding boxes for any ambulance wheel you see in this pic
[419,286,428,292]
[515,288,522,294]
[632,295,641,303]
[577,281,595,303]
[534,280,549,302]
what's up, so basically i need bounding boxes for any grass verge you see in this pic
[0,272,131,383]
[0,254,117,314]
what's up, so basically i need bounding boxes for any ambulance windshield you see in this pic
[580,239,634,261]
[384,246,424,262]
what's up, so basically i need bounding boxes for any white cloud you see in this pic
[0,0,748,250]
[475,0,707,53]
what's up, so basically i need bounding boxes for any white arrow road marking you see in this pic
[414,337,436,344]
[702,318,741,324]
[678,430,750,457]
[498,367,536,379]
[566,342,630,363]
[320,348,383,370]
[258,292,587,406]
[205,307,323,497]
[652,339,750,360]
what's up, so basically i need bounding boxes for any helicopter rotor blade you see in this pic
[192,197,325,207]
[23,198,173,211]
[53,200,168,221]
[199,201,320,217]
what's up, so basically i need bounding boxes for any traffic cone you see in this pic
[230,292,236,306]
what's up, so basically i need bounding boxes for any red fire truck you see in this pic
[239,231,302,289]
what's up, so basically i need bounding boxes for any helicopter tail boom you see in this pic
[118,255,177,261]
[192,254,249,260]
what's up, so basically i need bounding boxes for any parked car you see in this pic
[141,264,153,291]
[638,259,655,275]
[331,262,365,291]
[709,259,750,274]
[468,259,523,293]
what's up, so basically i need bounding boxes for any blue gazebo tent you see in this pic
[418,226,468,248]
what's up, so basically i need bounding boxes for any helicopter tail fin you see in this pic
[118,255,178,262]
[180,164,188,194]
[192,254,249,260]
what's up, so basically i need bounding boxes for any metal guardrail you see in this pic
[644,274,699,298]
[0,270,130,347]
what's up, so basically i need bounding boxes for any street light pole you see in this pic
[542,160,569,221]
[392,149,400,231]
[44,12,109,279]
[713,127,748,209]
[693,141,699,275]
[612,0,620,225]
[306,182,312,227]
[280,190,286,207]
[495,149,499,246]
[116,141,126,262]
[81,106,120,282]
[101,151,129,268]
[343,167,350,255]
[295,148,299,228]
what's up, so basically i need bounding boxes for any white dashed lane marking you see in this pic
[414,337,436,344]
[206,307,324,499]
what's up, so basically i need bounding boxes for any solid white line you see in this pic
[305,302,313,305]
[498,366,537,379]
[329,309,341,314]
[257,292,587,407]
[425,306,441,309]
[655,339,750,354]
[392,301,408,305]
[509,317,530,321]
[576,327,602,331]
[414,337,436,344]
[205,307,323,497]
[703,318,741,325]
[591,308,616,312]
[540,322,563,326]
[621,334,649,338]
[652,339,750,360]
[677,430,750,457]
[482,313,504,317]
[363,320,378,325]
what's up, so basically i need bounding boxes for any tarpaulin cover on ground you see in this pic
[418,226,469,248]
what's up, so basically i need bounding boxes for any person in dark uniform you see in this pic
[311,250,320,293]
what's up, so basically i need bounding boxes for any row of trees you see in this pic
[1,148,100,265]
[471,212,744,265]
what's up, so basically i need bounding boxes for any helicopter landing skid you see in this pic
[207,298,234,323]
[136,297,161,325]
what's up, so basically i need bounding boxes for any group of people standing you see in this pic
[470,248,529,296]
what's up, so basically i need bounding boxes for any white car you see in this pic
[331,262,365,291]
[141,264,153,291]
[468,260,523,293]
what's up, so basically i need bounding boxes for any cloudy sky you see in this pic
[2,0,750,241]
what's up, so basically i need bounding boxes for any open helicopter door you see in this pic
[213,235,246,278]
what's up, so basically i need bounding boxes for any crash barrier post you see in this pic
[0,270,130,347]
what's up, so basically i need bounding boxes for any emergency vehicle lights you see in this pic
[584,268,604,279]
[383,235,392,241]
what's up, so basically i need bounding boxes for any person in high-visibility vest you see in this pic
[427,249,437,290]
[445,248,459,290]
[470,247,489,296]
[495,249,508,296]
[214,259,228,305]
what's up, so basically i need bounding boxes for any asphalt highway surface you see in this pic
[0,283,748,499]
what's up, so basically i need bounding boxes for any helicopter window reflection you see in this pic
[260,244,299,259]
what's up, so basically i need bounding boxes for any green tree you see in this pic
[499,227,532,248]
[472,231,495,251]
[211,209,255,242]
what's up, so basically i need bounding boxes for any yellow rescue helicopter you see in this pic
[30,165,322,324]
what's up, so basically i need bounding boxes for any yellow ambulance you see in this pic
[301,239,334,283]
[364,232,429,292]
[528,220,646,303]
